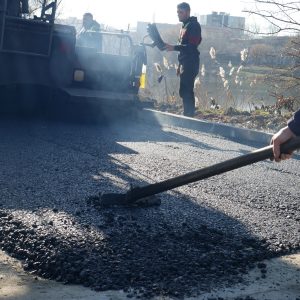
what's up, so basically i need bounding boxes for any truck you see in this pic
[0,0,147,117]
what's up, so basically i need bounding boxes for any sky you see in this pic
[59,0,257,29]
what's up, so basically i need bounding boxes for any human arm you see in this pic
[271,126,295,162]
[271,109,300,162]
[165,21,201,52]
[173,22,202,52]
[287,109,300,136]
[164,44,175,51]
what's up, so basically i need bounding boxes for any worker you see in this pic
[77,12,102,51]
[164,2,202,117]
[271,108,300,162]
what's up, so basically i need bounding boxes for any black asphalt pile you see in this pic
[0,208,275,299]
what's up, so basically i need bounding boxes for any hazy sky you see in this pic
[60,0,255,29]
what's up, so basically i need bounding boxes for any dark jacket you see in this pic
[174,16,202,63]
[288,109,300,136]
[77,20,101,50]
[77,20,100,39]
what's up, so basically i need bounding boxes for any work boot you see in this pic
[183,98,195,117]
[183,107,195,117]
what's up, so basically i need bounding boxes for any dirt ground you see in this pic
[0,250,299,300]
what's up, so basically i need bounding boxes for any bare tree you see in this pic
[28,0,63,18]
[243,0,300,35]
[244,0,300,110]
[249,43,273,64]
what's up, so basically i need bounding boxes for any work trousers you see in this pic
[179,59,199,117]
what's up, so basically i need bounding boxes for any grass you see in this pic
[251,109,271,116]
[201,109,225,115]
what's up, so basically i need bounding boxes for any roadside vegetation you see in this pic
[139,0,300,133]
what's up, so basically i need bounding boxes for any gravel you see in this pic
[0,115,299,299]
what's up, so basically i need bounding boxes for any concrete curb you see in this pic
[138,109,273,145]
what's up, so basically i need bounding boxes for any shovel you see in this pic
[89,137,300,208]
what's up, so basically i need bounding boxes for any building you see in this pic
[197,12,245,37]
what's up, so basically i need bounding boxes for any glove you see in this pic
[146,23,166,51]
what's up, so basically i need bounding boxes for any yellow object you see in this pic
[140,73,146,89]
[74,70,85,82]
[139,64,147,89]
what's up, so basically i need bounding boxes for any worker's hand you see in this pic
[164,44,174,51]
[271,126,296,162]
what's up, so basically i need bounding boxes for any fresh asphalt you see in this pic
[0,112,299,299]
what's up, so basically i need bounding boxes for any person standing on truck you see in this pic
[164,2,202,117]
[77,12,102,51]
[271,108,300,162]
[6,0,29,17]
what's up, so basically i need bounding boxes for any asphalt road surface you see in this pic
[0,115,299,299]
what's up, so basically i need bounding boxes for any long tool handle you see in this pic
[128,137,300,202]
